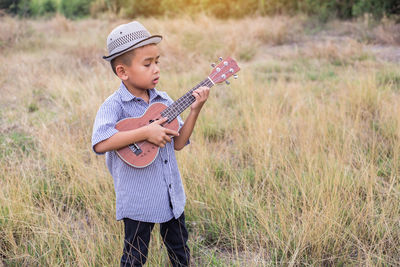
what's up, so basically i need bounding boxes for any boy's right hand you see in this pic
[146,117,179,148]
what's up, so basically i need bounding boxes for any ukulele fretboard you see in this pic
[161,77,214,122]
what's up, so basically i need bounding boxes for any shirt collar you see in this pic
[118,82,168,102]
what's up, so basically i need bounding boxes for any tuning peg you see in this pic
[211,63,216,67]
[225,80,230,85]
[233,74,238,79]
[219,57,223,61]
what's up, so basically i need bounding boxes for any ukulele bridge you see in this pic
[129,143,143,155]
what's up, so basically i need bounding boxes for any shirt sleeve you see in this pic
[91,98,121,155]
[162,92,190,146]
[178,114,190,146]
[177,115,184,130]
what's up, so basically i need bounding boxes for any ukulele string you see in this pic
[161,78,214,121]
[135,62,231,150]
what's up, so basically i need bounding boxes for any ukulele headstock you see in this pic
[208,57,240,84]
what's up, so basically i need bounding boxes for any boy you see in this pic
[91,21,209,266]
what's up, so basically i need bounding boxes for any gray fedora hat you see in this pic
[103,21,162,62]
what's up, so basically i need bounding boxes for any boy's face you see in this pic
[117,44,160,92]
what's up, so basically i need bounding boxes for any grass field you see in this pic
[1,14,400,266]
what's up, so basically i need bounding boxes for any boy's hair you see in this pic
[110,49,136,75]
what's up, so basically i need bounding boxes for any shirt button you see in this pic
[164,159,168,164]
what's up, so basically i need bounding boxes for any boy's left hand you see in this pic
[191,86,210,113]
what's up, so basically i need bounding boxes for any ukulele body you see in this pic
[115,102,179,168]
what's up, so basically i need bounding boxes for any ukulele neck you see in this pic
[161,77,214,122]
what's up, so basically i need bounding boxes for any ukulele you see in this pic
[115,56,240,168]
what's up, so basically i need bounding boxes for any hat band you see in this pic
[103,35,162,61]
[108,30,150,54]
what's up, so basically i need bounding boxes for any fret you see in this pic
[161,77,214,122]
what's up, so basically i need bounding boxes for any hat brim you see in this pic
[103,35,162,62]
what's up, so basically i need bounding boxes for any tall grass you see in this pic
[1,14,400,265]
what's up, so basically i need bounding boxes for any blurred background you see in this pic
[0,0,399,20]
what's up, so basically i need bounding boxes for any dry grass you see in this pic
[1,14,400,266]
[373,17,400,46]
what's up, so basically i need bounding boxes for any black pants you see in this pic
[120,213,190,267]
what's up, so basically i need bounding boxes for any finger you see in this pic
[194,90,206,100]
[164,136,172,143]
[194,88,203,95]
[196,87,209,98]
[202,87,210,94]
[192,91,200,100]
[165,128,180,136]
[154,117,168,124]
[204,87,210,97]
[158,138,166,147]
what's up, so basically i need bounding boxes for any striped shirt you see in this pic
[91,82,188,223]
